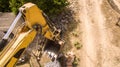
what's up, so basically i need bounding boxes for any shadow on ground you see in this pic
[50,7,79,53]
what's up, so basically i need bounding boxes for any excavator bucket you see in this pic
[44,39,61,61]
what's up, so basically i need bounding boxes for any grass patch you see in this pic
[74,42,82,50]
[72,56,80,67]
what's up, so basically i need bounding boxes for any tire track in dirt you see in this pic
[79,0,114,67]
[107,0,120,14]
[79,0,102,67]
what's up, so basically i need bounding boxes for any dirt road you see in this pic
[78,0,120,67]
[1,0,120,67]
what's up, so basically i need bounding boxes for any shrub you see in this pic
[0,0,10,12]
[9,0,68,15]
[74,42,82,50]
[72,56,78,67]
[9,0,24,14]
[0,0,68,15]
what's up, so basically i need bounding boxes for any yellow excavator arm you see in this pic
[0,3,63,67]
[0,29,37,67]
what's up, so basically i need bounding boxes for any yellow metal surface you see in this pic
[7,57,17,67]
[20,3,54,40]
[0,2,58,67]
[0,28,36,67]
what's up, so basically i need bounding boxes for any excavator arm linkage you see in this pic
[0,3,63,67]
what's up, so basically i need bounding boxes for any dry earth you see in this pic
[78,0,120,67]
[66,0,120,67]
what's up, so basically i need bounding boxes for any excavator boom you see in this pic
[0,29,36,67]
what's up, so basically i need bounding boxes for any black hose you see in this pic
[0,39,8,51]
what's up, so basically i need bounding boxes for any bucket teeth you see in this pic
[45,50,58,61]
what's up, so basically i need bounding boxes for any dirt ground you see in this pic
[77,0,120,67]
[1,0,120,67]
[63,0,120,67]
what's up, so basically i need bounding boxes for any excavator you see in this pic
[0,3,64,67]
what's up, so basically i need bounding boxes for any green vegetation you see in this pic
[72,32,79,37]
[0,0,68,15]
[72,56,80,67]
[74,42,82,50]
[0,0,10,12]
